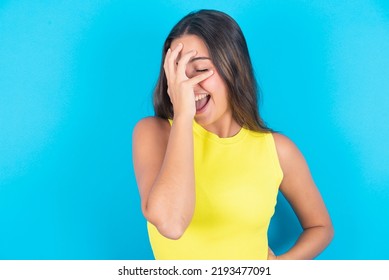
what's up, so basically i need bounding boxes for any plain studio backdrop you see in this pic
[1,0,388,259]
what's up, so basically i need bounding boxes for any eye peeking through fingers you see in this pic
[196,69,209,72]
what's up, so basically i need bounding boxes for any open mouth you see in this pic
[195,94,210,113]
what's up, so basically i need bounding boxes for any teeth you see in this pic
[195,94,209,102]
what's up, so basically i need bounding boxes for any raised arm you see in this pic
[270,133,334,259]
[132,43,214,240]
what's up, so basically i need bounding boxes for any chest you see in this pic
[193,137,280,228]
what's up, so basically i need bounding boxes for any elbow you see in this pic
[318,222,334,248]
[143,207,189,240]
[156,221,187,240]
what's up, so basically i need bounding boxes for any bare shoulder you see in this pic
[272,132,303,161]
[132,116,171,156]
[272,132,308,180]
[133,116,171,142]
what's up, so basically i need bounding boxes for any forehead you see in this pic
[170,34,209,57]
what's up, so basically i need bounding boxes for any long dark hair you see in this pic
[153,9,271,132]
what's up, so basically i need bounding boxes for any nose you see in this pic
[185,66,205,91]
[193,83,202,92]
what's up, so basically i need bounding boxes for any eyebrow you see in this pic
[190,56,211,62]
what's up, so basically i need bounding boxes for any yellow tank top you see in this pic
[147,120,283,259]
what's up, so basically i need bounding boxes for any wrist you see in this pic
[172,114,194,124]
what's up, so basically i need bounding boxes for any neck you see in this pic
[199,116,241,138]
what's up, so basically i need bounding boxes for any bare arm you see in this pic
[132,116,194,240]
[270,133,334,259]
[132,43,214,240]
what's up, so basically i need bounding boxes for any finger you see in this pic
[163,48,172,76]
[167,43,183,78]
[187,69,214,86]
[176,49,197,80]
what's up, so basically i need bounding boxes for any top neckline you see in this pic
[192,120,248,145]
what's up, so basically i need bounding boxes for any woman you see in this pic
[132,9,333,260]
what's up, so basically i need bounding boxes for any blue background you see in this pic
[1,0,388,260]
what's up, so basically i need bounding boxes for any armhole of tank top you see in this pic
[266,133,284,187]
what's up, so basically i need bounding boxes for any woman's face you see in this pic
[170,35,234,133]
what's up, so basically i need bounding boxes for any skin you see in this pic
[132,34,334,259]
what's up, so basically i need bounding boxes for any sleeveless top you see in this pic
[147,120,283,259]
